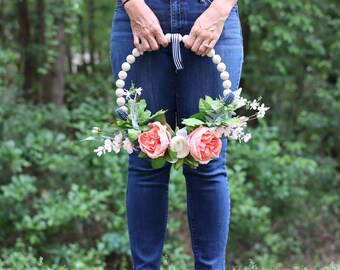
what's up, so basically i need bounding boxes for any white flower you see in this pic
[94,146,105,157]
[228,126,245,141]
[233,87,243,101]
[92,127,100,134]
[250,99,259,110]
[123,89,131,98]
[114,133,123,144]
[257,103,270,118]
[135,87,142,96]
[236,97,247,108]
[104,139,114,153]
[123,138,134,154]
[242,133,252,142]
[213,126,232,138]
[112,142,121,153]
[239,116,249,121]
[176,127,188,138]
[169,135,190,159]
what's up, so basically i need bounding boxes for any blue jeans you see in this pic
[110,1,243,269]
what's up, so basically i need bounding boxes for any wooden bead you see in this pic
[182,35,189,44]
[212,54,221,64]
[116,79,125,88]
[116,97,126,106]
[121,62,131,72]
[223,80,232,89]
[207,49,215,57]
[165,33,171,43]
[115,88,125,97]
[118,71,127,80]
[220,71,230,80]
[217,63,226,72]
[126,54,136,64]
[132,48,141,57]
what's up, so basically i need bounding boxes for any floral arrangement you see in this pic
[84,34,269,170]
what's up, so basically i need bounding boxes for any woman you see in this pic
[110,0,243,269]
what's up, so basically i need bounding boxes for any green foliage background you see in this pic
[0,0,339,269]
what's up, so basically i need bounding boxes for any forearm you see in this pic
[209,0,238,19]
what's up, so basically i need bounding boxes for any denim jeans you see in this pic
[110,1,243,269]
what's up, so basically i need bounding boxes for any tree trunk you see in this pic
[41,1,65,108]
[17,0,37,102]
[88,0,95,71]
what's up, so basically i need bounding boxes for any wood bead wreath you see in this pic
[85,33,269,170]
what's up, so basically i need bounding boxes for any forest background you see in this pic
[0,0,339,269]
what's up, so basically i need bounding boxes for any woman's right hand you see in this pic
[124,0,168,54]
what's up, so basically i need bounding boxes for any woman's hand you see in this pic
[124,0,168,54]
[185,1,236,56]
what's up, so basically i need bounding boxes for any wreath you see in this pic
[84,33,269,170]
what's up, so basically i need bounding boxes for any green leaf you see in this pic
[128,129,141,142]
[181,118,205,126]
[199,98,213,113]
[173,159,184,170]
[151,157,167,169]
[184,155,199,169]
[138,151,148,158]
[167,148,177,160]
[81,136,96,141]
[187,112,206,121]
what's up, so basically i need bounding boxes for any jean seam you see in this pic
[187,182,199,263]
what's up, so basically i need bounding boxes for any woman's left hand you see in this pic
[185,1,234,56]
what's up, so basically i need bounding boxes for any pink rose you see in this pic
[188,126,222,164]
[138,121,171,158]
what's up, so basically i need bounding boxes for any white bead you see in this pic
[178,34,183,42]
[115,88,125,97]
[132,48,141,57]
[118,71,127,80]
[223,89,232,96]
[212,54,221,64]
[126,55,136,64]
[165,33,171,43]
[121,62,131,72]
[116,79,125,88]
[116,97,126,106]
[182,35,189,44]
[223,80,232,89]
[121,105,128,112]
[207,49,215,57]
[220,71,230,80]
[217,63,226,72]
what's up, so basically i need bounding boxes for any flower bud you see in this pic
[115,107,128,120]
[224,92,235,105]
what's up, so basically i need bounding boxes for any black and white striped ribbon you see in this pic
[171,33,184,70]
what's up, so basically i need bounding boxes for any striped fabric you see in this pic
[171,33,184,70]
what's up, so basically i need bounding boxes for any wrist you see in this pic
[123,0,144,9]
[209,1,234,20]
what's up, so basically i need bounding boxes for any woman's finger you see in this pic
[155,31,169,48]
[133,35,144,54]
[200,41,214,56]
[191,37,203,54]
[145,35,160,51]
[140,37,151,51]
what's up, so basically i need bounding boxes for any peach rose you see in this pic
[188,126,222,164]
[138,121,171,158]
